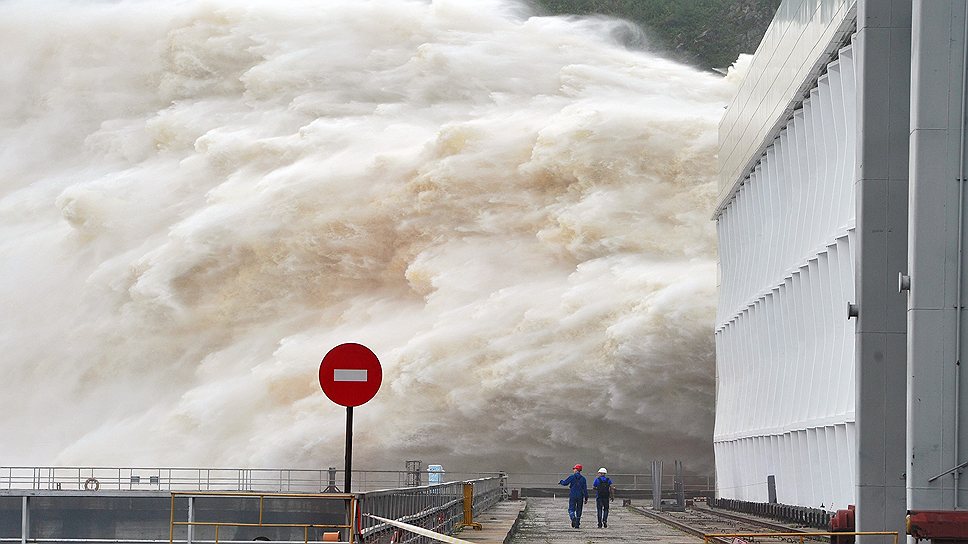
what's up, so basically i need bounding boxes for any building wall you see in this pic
[718,0,968,535]
[908,0,968,511]
[718,0,857,211]
[715,42,858,511]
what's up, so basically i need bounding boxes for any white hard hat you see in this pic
[598,467,607,474]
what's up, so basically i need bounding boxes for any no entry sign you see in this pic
[318,342,383,494]
[318,343,383,408]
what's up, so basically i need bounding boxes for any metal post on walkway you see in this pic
[674,460,684,509]
[651,461,663,510]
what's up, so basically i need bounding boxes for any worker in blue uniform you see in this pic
[558,464,588,528]
[592,467,614,528]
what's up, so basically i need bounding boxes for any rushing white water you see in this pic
[0,0,740,473]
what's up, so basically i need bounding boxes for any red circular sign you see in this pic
[319,343,383,407]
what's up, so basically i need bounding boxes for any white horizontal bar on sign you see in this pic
[334,369,367,382]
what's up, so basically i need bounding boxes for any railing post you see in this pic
[348,496,357,544]
[187,496,195,544]
[21,496,28,544]
[169,494,175,544]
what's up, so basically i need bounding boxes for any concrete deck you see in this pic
[457,500,527,544]
[506,498,700,543]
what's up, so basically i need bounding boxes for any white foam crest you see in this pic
[0,0,736,472]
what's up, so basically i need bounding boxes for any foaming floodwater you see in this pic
[0,0,738,472]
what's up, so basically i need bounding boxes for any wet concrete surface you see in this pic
[508,497,700,544]
[458,500,527,543]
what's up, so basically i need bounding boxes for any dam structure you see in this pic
[715,0,968,538]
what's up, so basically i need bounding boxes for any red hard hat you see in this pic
[573,464,582,471]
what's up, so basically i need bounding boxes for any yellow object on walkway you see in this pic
[460,482,483,530]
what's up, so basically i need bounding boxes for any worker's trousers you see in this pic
[596,496,609,526]
[568,496,584,524]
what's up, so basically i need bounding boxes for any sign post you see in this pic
[344,406,353,492]
[319,343,383,493]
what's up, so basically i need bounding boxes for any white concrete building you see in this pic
[715,0,968,538]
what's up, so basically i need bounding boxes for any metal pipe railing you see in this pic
[0,467,503,494]
[169,491,356,544]
[4,474,509,544]
[502,471,712,493]
[2,467,715,496]
[356,476,504,544]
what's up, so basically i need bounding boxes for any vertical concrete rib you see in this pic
[908,0,968,512]
[853,0,909,538]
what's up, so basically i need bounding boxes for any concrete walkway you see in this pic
[507,498,700,544]
[457,500,527,544]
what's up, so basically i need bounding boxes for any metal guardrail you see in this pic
[504,472,713,495]
[2,473,506,544]
[356,476,504,544]
[0,467,501,494]
[469,477,503,515]
[169,491,356,544]
[0,467,714,496]
[709,497,832,530]
[357,482,462,544]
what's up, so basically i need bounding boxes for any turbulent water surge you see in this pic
[0,0,741,472]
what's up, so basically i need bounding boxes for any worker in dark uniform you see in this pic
[558,464,588,528]
[592,467,614,528]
